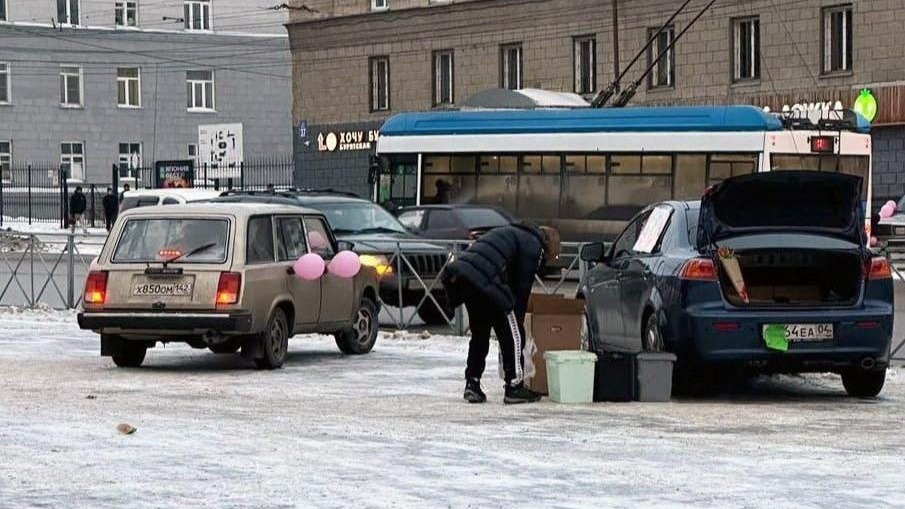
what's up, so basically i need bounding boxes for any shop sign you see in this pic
[853,89,878,122]
[198,123,244,179]
[317,130,380,152]
[155,160,194,189]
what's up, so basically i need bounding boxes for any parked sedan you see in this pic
[397,205,515,240]
[579,171,894,397]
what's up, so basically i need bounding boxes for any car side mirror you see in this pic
[580,242,607,263]
[337,240,355,252]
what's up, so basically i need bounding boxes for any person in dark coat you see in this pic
[102,187,118,231]
[119,183,130,204]
[442,223,561,404]
[69,186,88,233]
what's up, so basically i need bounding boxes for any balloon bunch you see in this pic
[293,250,361,281]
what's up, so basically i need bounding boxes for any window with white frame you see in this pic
[0,63,9,104]
[433,50,454,106]
[823,4,853,74]
[371,0,387,10]
[573,35,596,95]
[115,1,138,27]
[0,141,10,181]
[61,142,85,181]
[57,0,80,25]
[732,17,760,82]
[117,67,141,107]
[186,70,215,111]
[369,56,389,112]
[60,65,82,107]
[500,43,522,90]
[647,26,675,88]
[184,0,211,31]
[118,142,141,177]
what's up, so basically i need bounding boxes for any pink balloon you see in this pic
[327,250,361,279]
[294,253,325,280]
[880,205,894,219]
[870,236,879,247]
[886,200,897,210]
[308,230,328,251]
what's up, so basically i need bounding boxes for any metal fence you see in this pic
[0,156,294,227]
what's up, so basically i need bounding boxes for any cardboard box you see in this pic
[524,293,585,394]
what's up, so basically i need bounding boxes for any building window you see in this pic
[117,67,141,107]
[115,1,138,27]
[369,56,390,112]
[118,143,142,177]
[57,0,79,25]
[573,35,596,95]
[61,142,85,181]
[0,1,7,22]
[0,141,10,181]
[371,0,387,10]
[823,4,853,74]
[60,65,82,107]
[432,50,454,106]
[500,43,522,90]
[184,0,211,31]
[186,70,215,111]
[647,26,675,89]
[0,63,9,104]
[732,17,760,82]
[188,143,198,159]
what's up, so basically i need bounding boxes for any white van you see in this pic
[120,189,223,212]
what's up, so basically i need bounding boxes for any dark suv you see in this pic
[212,190,454,324]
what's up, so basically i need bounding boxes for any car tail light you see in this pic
[84,271,108,305]
[867,256,892,280]
[679,258,717,281]
[216,272,241,305]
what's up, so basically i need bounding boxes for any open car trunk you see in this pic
[718,247,863,307]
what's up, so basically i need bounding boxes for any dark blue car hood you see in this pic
[698,170,864,248]
[337,232,446,254]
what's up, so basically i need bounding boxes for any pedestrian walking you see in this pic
[119,183,131,204]
[69,186,88,233]
[442,223,561,404]
[102,187,118,231]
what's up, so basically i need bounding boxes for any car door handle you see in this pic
[286,266,295,275]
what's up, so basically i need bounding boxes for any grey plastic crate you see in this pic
[635,352,677,402]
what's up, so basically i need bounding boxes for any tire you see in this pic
[643,313,665,352]
[841,368,886,398]
[253,308,290,370]
[208,339,241,354]
[335,298,379,355]
[107,334,147,368]
[416,298,455,325]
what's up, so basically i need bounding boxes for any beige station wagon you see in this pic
[77,203,380,369]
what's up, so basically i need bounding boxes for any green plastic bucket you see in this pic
[544,350,598,403]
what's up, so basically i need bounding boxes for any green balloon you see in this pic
[854,89,878,122]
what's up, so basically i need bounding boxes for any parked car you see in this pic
[77,203,380,369]
[211,190,454,324]
[396,205,515,240]
[578,171,893,397]
[120,189,223,212]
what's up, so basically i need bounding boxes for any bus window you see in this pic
[565,155,587,173]
[642,155,672,174]
[522,155,542,174]
[608,175,671,210]
[423,155,451,173]
[771,154,820,171]
[674,154,707,200]
[519,154,561,218]
[479,155,500,173]
[423,174,475,205]
[838,156,869,197]
[452,155,476,173]
[709,153,757,184]
[476,173,516,212]
[587,155,605,173]
[612,155,641,174]
[500,156,517,173]
[563,167,606,219]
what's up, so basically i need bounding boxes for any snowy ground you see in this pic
[1,309,904,508]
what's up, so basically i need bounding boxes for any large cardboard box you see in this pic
[524,293,585,394]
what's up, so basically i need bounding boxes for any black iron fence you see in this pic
[0,156,294,227]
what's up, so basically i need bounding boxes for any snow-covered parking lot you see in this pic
[1,308,904,509]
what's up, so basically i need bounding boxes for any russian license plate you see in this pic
[132,280,194,297]
[763,323,833,342]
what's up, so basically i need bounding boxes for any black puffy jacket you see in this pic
[443,223,546,316]
[69,192,87,215]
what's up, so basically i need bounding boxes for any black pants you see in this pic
[105,214,115,231]
[462,287,526,386]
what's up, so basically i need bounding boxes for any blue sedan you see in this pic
[579,171,894,397]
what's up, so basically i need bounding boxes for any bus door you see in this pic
[374,154,417,210]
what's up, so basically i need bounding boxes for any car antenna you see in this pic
[590,0,693,108]
[610,0,719,108]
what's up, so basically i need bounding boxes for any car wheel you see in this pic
[416,298,454,325]
[208,339,241,354]
[643,314,665,352]
[107,334,147,368]
[841,368,886,398]
[335,298,379,355]
[254,308,289,370]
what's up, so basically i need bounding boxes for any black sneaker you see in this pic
[504,383,542,405]
[463,378,487,403]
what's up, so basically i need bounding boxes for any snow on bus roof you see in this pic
[379,105,784,136]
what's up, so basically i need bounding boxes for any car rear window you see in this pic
[457,208,510,228]
[685,208,700,246]
[113,218,229,263]
[120,196,159,211]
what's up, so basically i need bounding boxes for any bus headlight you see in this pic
[359,254,394,277]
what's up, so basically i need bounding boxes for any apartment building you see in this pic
[287,0,905,206]
[0,0,291,183]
